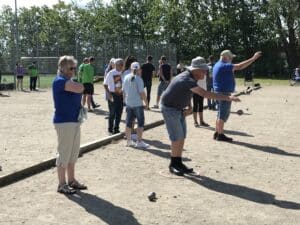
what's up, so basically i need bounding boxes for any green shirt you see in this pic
[28,65,38,77]
[78,63,84,83]
[81,64,94,84]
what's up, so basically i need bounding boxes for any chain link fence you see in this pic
[0,36,177,84]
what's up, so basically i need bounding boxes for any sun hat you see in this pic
[187,56,209,71]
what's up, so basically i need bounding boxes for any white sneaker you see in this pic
[131,133,138,141]
[126,140,135,147]
[135,141,150,149]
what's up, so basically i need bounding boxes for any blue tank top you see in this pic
[52,75,82,123]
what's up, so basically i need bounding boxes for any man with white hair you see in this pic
[104,58,124,134]
[161,57,240,176]
[213,50,261,142]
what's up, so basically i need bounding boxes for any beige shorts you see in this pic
[54,123,81,168]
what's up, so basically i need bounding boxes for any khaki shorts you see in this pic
[55,123,81,168]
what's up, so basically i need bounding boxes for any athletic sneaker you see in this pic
[135,141,150,148]
[216,133,233,142]
[152,105,159,109]
[126,140,135,147]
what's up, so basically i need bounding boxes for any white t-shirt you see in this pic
[197,76,207,90]
[104,69,123,94]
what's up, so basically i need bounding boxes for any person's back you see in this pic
[28,64,38,77]
[213,60,235,93]
[141,62,155,83]
[123,74,144,107]
[81,63,94,84]
[161,71,197,110]
[161,64,171,81]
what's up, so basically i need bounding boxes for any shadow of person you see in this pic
[200,126,254,137]
[142,139,170,150]
[185,175,300,210]
[67,191,141,225]
[232,140,300,157]
[139,147,191,162]
[92,108,109,116]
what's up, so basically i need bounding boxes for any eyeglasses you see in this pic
[69,67,76,71]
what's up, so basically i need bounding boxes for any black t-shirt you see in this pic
[160,64,171,81]
[141,62,155,83]
[161,70,198,110]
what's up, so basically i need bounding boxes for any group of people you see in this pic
[15,61,39,91]
[52,50,262,194]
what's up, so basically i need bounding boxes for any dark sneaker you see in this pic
[93,103,100,109]
[213,132,218,140]
[200,122,210,127]
[169,165,184,176]
[114,129,120,134]
[194,122,200,127]
[217,133,233,142]
[180,163,194,173]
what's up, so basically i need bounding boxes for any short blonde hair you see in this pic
[57,55,77,74]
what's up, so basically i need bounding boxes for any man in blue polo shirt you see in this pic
[213,50,262,142]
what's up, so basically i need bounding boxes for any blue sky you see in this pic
[0,0,111,8]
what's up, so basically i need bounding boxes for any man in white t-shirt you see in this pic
[104,58,124,134]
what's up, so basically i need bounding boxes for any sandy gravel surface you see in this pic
[0,84,300,225]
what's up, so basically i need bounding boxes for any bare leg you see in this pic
[136,127,143,142]
[67,163,75,183]
[87,95,92,110]
[216,119,225,134]
[193,112,198,124]
[57,166,66,185]
[171,139,185,157]
[126,127,131,141]
[82,94,87,107]
[199,112,204,123]
[156,95,161,106]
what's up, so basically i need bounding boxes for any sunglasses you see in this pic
[69,67,76,71]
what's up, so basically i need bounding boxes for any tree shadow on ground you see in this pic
[200,126,254,137]
[232,140,300,157]
[67,191,141,225]
[185,174,300,210]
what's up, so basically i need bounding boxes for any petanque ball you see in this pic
[237,109,244,115]
[148,192,156,201]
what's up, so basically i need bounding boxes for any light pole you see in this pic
[14,0,19,89]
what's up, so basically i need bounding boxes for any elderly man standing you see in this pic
[213,50,262,142]
[161,57,240,176]
[104,58,124,135]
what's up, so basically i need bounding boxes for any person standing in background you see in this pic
[153,56,172,109]
[28,61,39,91]
[141,55,155,109]
[15,62,25,91]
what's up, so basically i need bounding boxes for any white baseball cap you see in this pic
[131,62,140,70]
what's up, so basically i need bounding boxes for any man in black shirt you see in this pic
[153,56,172,108]
[141,55,155,109]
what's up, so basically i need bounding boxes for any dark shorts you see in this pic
[157,81,169,96]
[216,92,232,122]
[83,83,94,95]
[17,75,23,80]
[126,106,145,128]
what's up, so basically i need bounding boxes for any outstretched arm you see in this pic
[233,51,262,71]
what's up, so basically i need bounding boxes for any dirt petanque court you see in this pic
[0,83,300,225]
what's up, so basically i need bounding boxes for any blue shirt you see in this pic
[52,75,82,123]
[213,60,235,93]
[122,74,144,107]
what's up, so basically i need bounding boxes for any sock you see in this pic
[170,157,182,167]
